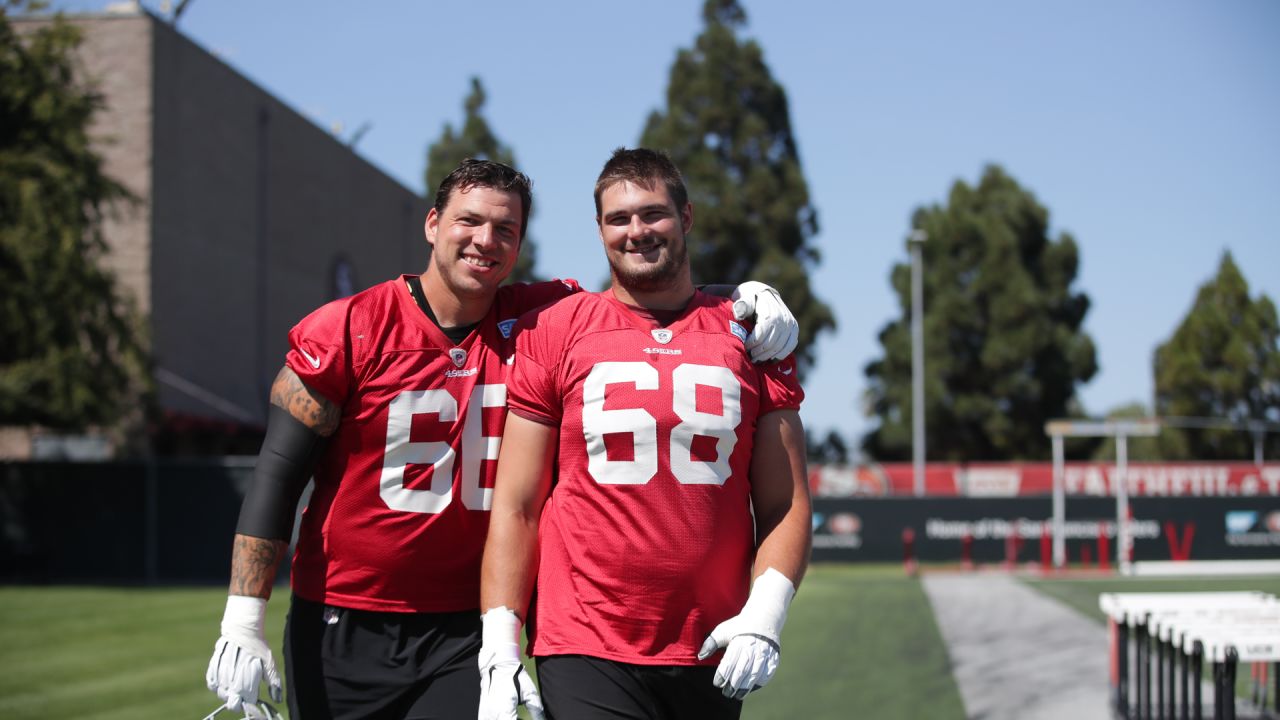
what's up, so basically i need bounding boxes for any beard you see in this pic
[609,234,689,293]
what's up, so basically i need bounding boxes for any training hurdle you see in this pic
[1100,592,1280,719]
[1152,603,1280,719]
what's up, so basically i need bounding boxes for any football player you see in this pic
[204,158,801,720]
[480,148,811,720]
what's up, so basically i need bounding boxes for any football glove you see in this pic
[731,281,799,363]
[697,568,796,699]
[478,606,545,720]
[205,596,283,712]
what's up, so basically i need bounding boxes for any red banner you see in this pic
[809,462,1280,498]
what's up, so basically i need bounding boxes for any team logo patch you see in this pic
[729,321,748,343]
[651,329,674,345]
[449,348,467,368]
[497,318,517,339]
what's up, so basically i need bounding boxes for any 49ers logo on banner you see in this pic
[1267,512,1280,533]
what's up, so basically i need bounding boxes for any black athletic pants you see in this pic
[284,596,480,720]
[536,654,742,720]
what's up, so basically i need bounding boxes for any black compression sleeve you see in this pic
[235,405,326,541]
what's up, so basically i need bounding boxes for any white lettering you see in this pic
[813,535,863,549]
[1264,468,1280,494]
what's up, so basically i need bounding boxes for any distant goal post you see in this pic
[1044,419,1161,573]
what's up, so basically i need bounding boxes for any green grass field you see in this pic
[0,566,959,720]
[2,567,1276,719]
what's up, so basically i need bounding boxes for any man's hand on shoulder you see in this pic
[731,281,799,363]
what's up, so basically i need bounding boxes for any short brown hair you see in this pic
[433,158,533,237]
[593,147,688,220]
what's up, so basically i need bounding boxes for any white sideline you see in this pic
[1131,560,1280,576]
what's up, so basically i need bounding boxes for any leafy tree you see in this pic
[863,165,1097,461]
[807,428,850,465]
[639,0,834,376]
[1153,252,1280,460]
[424,77,537,282]
[0,1,151,432]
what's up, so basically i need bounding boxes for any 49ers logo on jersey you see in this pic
[448,348,467,367]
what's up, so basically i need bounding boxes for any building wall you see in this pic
[72,13,155,315]
[63,11,430,428]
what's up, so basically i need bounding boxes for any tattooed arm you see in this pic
[269,366,342,437]
[229,535,288,599]
[229,367,339,598]
[208,366,337,704]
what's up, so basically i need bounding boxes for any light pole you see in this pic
[909,229,927,497]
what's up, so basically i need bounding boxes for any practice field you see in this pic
[4,567,1275,719]
[0,565,962,720]
[743,564,964,719]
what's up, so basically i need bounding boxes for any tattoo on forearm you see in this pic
[230,534,287,598]
[269,367,340,436]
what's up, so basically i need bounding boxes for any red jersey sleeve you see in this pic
[511,278,582,312]
[506,305,568,426]
[758,354,804,414]
[284,301,353,407]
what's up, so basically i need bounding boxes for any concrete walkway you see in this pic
[921,573,1112,720]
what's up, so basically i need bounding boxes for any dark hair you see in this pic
[433,158,533,237]
[593,147,688,220]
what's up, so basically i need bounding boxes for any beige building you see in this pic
[9,7,429,455]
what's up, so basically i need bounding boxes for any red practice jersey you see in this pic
[506,290,803,665]
[284,275,578,613]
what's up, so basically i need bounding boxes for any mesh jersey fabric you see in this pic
[506,290,803,664]
[284,275,579,613]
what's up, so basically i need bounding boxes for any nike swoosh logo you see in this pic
[780,365,793,376]
[300,348,321,369]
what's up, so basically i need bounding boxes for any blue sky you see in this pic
[65,0,1280,452]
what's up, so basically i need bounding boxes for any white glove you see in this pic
[478,607,545,720]
[732,281,799,363]
[697,568,796,699]
[205,596,283,711]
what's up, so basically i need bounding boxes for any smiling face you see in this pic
[597,179,693,299]
[423,184,523,304]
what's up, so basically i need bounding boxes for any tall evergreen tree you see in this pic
[424,77,537,282]
[863,165,1097,461]
[1154,252,1280,460]
[0,1,151,432]
[640,0,834,375]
